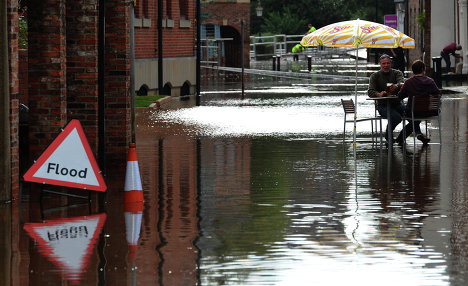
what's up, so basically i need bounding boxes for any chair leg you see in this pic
[402,117,406,144]
[412,117,416,146]
[379,119,383,148]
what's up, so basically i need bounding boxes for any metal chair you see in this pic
[341,98,383,145]
[402,94,442,145]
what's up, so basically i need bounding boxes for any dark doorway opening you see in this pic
[220,26,241,68]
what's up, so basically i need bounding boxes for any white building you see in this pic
[430,0,468,74]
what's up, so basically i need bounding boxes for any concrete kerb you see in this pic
[149,96,173,109]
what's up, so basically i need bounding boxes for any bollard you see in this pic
[307,56,312,72]
[272,56,276,71]
[276,55,281,71]
[432,56,442,88]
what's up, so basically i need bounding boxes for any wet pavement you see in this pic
[4,66,468,285]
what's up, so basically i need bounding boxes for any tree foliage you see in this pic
[261,8,307,35]
[251,0,397,35]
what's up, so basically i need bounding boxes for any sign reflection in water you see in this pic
[23,213,106,284]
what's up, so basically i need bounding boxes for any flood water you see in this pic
[4,68,468,285]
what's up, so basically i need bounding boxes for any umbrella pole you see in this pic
[353,47,358,153]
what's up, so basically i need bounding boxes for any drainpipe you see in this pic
[98,0,106,172]
[158,0,163,94]
[0,0,11,201]
[459,0,468,74]
[130,1,136,142]
[241,19,244,99]
[196,0,200,105]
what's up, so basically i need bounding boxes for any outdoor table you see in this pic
[367,96,402,146]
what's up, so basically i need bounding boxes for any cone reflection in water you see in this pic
[124,143,144,203]
[125,201,143,264]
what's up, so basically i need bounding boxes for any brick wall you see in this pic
[104,0,132,163]
[19,50,28,105]
[134,0,196,59]
[202,2,251,68]
[8,0,19,198]
[27,0,68,160]
[424,0,431,69]
[66,0,100,152]
[7,0,21,283]
[23,0,132,184]
[408,0,424,68]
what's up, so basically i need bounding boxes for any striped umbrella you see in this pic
[301,19,415,49]
[301,19,415,149]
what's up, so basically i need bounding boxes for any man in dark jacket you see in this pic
[396,60,441,145]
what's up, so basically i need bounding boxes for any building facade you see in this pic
[426,0,468,74]
[134,0,197,96]
[201,0,251,69]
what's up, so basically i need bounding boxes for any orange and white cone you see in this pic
[125,201,143,264]
[124,143,144,203]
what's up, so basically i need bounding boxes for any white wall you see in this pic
[430,0,456,61]
[135,57,196,96]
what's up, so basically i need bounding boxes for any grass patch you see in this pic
[135,95,166,107]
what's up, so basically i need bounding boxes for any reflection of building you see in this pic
[134,117,199,284]
[134,111,253,282]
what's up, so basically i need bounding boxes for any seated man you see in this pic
[396,60,441,145]
[367,54,405,143]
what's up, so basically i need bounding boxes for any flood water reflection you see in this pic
[10,74,468,285]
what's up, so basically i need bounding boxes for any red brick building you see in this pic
[3,0,251,200]
[134,0,197,96]
[132,0,251,97]
[3,0,137,200]
[201,0,251,68]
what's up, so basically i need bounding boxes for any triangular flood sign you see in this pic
[23,213,107,282]
[23,119,107,192]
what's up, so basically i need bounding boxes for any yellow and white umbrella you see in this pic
[301,19,415,49]
[300,19,415,149]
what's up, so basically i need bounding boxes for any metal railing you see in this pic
[249,34,304,60]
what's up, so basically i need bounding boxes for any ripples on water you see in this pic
[145,84,468,285]
[15,76,468,285]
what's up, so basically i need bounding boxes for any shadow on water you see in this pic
[11,70,468,285]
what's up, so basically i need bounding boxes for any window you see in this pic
[179,0,188,20]
[166,0,172,18]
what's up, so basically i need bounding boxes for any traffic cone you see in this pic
[124,143,144,203]
[125,201,143,264]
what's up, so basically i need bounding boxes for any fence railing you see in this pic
[200,35,367,69]
[249,34,305,60]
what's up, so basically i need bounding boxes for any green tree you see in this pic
[251,0,397,35]
[261,7,307,35]
[417,10,425,30]
[19,16,27,49]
